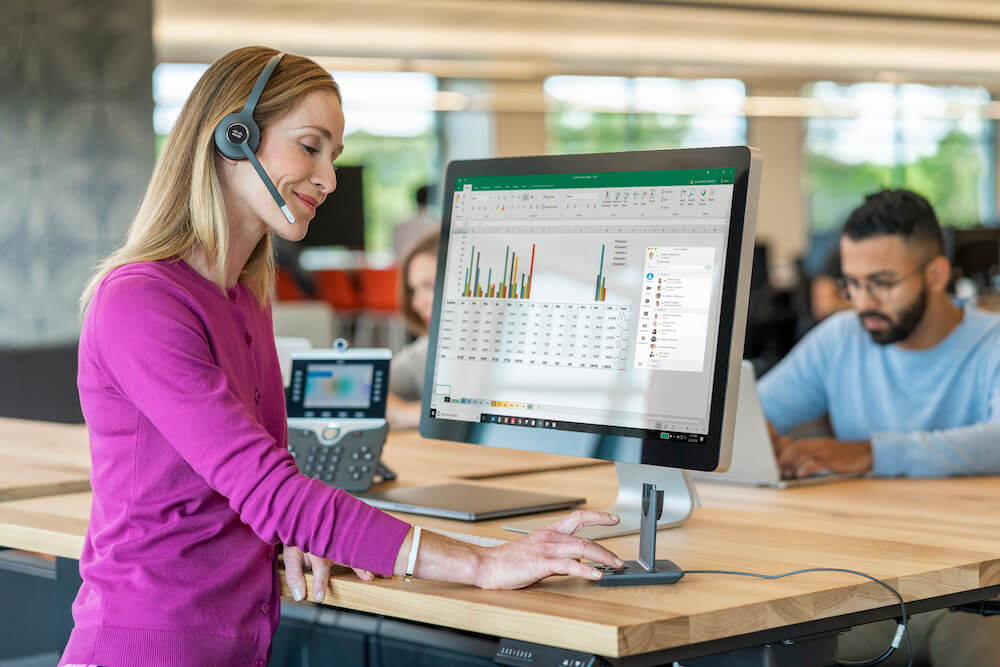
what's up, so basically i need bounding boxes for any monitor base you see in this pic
[594,482,685,586]
[595,559,684,586]
[502,461,698,539]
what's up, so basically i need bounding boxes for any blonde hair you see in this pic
[398,229,440,335]
[80,46,341,314]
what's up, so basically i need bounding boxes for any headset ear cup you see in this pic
[214,111,261,159]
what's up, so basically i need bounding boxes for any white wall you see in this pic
[746,82,808,276]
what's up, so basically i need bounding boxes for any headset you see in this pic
[213,52,296,224]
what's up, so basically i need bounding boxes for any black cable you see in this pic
[682,567,911,667]
[953,601,1000,616]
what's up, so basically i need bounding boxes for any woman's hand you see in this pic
[282,545,375,602]
[474,511,625,590]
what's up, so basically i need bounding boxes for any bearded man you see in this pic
[759,188,1000,666]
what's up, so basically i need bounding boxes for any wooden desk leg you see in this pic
[0,552,80,660]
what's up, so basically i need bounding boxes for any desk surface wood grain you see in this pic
[2,458,999,657]
[0,417,598,501]
[381,429,605,480]
[0,418,91,500]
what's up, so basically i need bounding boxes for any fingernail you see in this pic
[292,586,304,602]
[591,569,602,578]
[611,514,620,522]
[614,558,624,567]
[315,589,325,603]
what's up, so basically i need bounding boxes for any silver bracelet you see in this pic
[404,525,422,582]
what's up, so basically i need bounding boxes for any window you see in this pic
[334,71,439,252]
[803,82,995,268]
[153,63,208,154]
[544,76,746,154]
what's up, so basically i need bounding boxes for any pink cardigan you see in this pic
[60,260,409,667]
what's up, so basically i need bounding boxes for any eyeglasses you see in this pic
[835,264,927,302]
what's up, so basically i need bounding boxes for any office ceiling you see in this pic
[584,0,1000,23]
[155,0,1000,86]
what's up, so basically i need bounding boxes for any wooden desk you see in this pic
[0,419,91,501]
[382,429,605,480]
[291,468,1000,659]
[0,491,90,559]
[2,466,999,662]
[0,417,597,502]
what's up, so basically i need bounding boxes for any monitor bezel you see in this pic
[419,146,759,472]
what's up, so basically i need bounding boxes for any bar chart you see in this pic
[460,242,536,299]
[594,244,608,302]
[440,232,645,371]
[449,234,632,305]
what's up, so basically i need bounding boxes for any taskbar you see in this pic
[427,407,707,444]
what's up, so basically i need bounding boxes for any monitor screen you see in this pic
[943,226,1000,288]
[287,350,391,420]
[303,364,374,409]
[300,165,366,249]
[419,147,759,472]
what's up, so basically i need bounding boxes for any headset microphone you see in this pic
[213,52,296,224]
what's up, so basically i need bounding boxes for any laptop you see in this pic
[358,483,584,522]
[692,360,865,488]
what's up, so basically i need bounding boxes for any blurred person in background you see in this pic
[760,189,1000,667]
[809,244,852,322]
[392,184,437,261]
[387,230,438,428]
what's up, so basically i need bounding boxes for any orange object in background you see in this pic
[358,267,400,312]
[354,266,405,349]
[274,267,309,301]
[276,265,403,348]
[315,269,363,311]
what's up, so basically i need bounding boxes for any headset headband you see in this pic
[244,53,284,115]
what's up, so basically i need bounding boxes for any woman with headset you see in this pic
[59,47,622,666]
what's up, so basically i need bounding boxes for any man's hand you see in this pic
[767,421,793,453]
[774,436,873,479]
[283,546,374,603]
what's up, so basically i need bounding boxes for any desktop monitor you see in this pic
[943,225,1000,291]
[417,147,760,539]
[300,165,366,249]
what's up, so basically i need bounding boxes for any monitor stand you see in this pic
[502,461,698,540]
[596,482,684,585]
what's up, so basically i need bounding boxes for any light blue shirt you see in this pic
[759,306,1000,477]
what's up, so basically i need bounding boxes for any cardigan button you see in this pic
[259,602,269,614]
[254,389,261,403]
[255,659,265,667]
[245,332,253,345]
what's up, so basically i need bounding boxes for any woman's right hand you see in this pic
[474,511,625,590]
[283,545,374,603]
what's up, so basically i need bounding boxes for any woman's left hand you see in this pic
[282,545,375,602]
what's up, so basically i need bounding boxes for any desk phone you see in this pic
[286,344,393,492]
